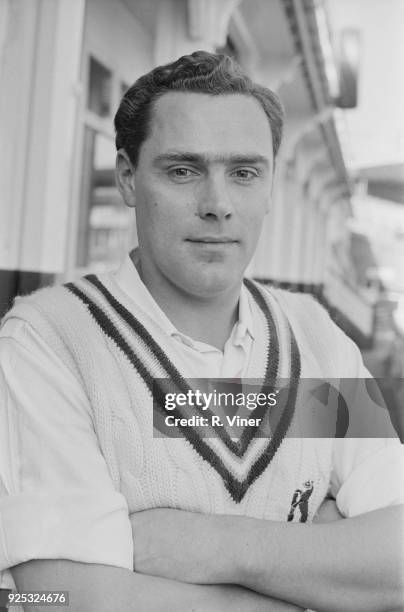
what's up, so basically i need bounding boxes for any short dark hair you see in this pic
[114,50,285,167]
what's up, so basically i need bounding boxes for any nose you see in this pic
[197,172,234,220]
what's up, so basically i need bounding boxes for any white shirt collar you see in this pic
[113,252,254,351]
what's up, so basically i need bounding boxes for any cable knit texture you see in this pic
[3,274,361,522]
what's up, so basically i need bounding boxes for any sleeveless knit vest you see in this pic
[3,274,342,522]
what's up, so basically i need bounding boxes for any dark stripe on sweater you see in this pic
[243,278,280,382]
[65,278,301,503]
[65,281,265,501]
[84,275,255,455]
[84,274,283,457]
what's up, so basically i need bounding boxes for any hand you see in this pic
[131,508,232,584]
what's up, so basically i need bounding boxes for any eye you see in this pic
[231,168,259,181]
[168,167,198,181]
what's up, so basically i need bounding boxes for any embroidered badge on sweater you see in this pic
[65,275,301,504]
[287,480,314,522]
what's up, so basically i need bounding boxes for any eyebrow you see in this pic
[153,152,271,168]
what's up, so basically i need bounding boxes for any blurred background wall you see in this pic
[0,0,403,436]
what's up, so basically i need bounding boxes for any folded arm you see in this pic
[1,322,301,611]
[11,560,302,612]
[131,504,404,612]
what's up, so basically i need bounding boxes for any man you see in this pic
[0,51,403,611]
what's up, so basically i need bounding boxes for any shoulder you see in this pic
[3,283,70,316]
[263,285,338,344]
[255,283,365,377]
[2,279,88,326]
[254,283,330,326]
[0,279,96,356]
[0,277,118,387]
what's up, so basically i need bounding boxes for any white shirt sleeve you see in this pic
[331,438,404,517]
[0,318,133,575]
[328,321,404,516]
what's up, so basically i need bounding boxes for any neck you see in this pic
[134,256,240,351]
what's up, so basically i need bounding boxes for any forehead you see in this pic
[145,92,273,161]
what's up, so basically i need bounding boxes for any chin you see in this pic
[180,269,242,298]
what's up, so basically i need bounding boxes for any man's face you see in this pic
[133,91,273,299]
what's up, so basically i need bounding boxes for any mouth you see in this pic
[186,237,238,244]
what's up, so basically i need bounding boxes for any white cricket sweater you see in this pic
[2,272,383,525]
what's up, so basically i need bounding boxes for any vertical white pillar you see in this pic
[16,0,86,274]
[281,166,306,283]
[262,162,290,281]
[308,175,323,287]
[313,198,330,287]
[248,160,294,282]
[0,0,39,269]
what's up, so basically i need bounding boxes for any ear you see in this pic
[116,148,136,207]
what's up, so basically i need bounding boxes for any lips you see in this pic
[187,237,237,243]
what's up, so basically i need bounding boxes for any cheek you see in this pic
[145,205,183,243]
[235,187,269,216]
[240,205,267,233]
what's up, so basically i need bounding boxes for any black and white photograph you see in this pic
[0,0,403,610]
